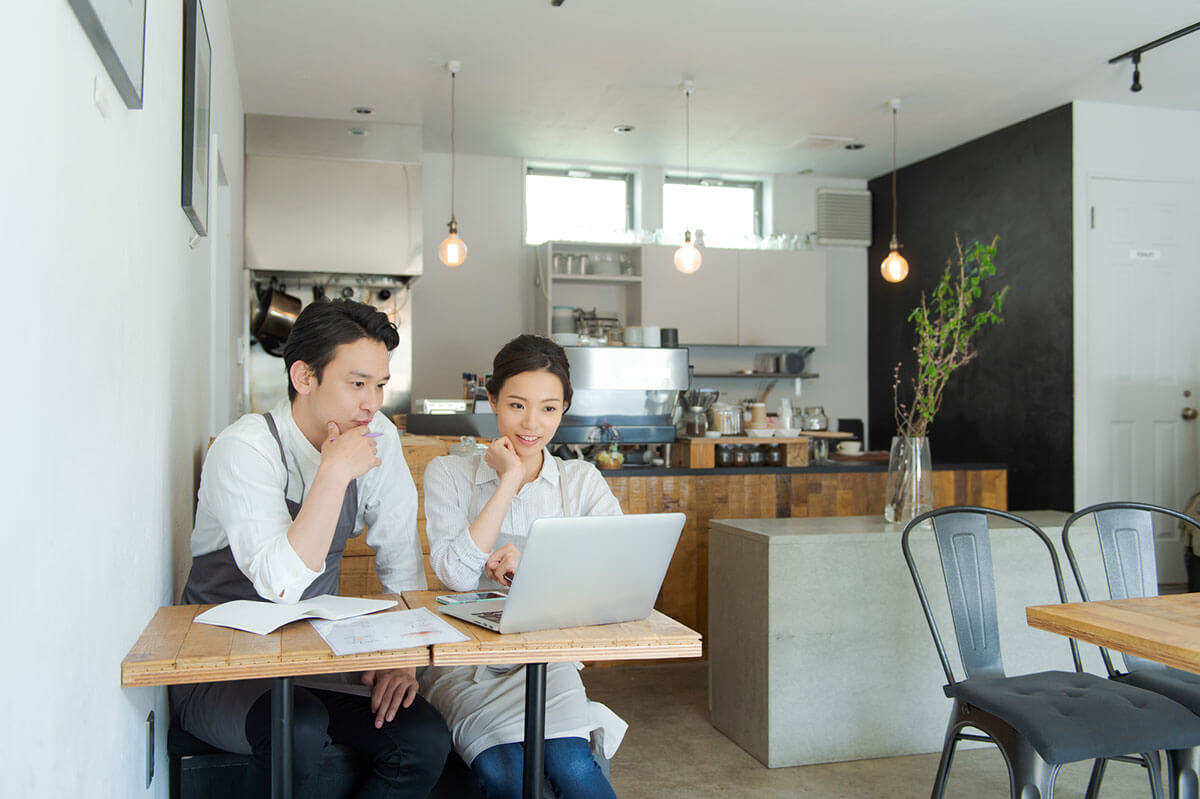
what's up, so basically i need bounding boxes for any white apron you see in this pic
[418,453,628,765]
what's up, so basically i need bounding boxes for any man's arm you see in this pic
[361,425,426,592]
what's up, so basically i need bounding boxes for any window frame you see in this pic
[524,166,636,244]
[662,174,765,239]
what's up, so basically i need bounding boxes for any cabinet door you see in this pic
[737,250,827,346]
[642,245,739,345]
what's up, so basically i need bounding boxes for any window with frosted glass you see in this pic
[524,168,634,244]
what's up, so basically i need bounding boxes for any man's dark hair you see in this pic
[485,335,573,410]
[283,299,399,400]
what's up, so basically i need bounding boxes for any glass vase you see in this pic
[884,436,933,523]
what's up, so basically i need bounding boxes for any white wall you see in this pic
[0,1,244,795]
[1072,101,1200,504]
[412,157,868,431]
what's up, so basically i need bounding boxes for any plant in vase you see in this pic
[884,235,1009,522]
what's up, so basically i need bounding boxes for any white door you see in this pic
[1080,177,1199,583]
[641,245,739,345]
[737,250,826,346]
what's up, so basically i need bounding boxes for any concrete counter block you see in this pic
[708,512,1109,767]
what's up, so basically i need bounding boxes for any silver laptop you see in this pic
[438,512,685,634]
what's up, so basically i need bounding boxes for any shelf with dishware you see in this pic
[536,241,644,337]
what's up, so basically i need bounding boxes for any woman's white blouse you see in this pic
[423,450,622,591]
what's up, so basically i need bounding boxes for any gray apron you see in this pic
[171,412,359,753]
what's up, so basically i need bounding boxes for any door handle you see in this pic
[1184,407,1199,421]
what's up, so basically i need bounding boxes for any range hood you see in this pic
[244,114,423,277]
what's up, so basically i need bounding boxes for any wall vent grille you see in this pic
[815,188,872,246]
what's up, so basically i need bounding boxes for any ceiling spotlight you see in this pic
[613,125,635,134]
[1130,51,1143,92]
[347,127,369,137]
[353,107,374,116]
[1108,22,1200,94]
[844,142,865,151]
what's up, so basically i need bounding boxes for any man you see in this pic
[173,299,450,797]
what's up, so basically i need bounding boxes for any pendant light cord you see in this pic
[450,70,457,223]
[684,85,692,234]
[891,106,898,242]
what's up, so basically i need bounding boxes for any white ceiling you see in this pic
[228,1,1200,180]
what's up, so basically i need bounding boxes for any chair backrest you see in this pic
[1062,501,1200,674]
[902,506,1078,686]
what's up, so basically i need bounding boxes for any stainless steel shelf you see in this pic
[691,372,819,379]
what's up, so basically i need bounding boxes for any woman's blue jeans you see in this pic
[471,736,617,799]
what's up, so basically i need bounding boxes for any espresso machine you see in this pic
[553,347,688,444]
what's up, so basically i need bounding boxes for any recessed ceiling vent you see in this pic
[815,188,872,246]
[796,134,857,151]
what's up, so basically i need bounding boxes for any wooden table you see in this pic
[121,596,428,799]
[404,590,702,799]
[123,594,702,799]
[1027,593,1200,674]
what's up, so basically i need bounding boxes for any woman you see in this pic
[421,334,624,799]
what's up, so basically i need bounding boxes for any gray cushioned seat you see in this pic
[949,670,1200,764]
[1119,668,1200,716]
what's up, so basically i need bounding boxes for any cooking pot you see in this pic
[252,286,302,357]
[710,403,743,436]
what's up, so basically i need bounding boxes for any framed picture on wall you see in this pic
[182,0,212,237]
[67,0,147,109]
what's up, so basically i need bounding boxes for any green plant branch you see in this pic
[892,235,1009,440]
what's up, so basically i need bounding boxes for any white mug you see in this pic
[625,326,645,347]
[837,441,863,455]
[642,326,661,348]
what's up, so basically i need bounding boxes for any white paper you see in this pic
[194,594,397,636]
[311,607,468,656]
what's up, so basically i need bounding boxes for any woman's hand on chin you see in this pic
[485,436,524,484]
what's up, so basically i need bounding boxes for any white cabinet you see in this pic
[642,246,826,346]
[534,242,643,335]
[641,245,739,345]
[737,250,826,346]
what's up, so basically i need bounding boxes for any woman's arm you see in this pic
[424,455,510,591]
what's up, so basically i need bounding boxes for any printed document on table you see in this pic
[312,607,469,656]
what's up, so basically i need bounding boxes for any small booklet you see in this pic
[194,594,398,636]
[311,607,468,656]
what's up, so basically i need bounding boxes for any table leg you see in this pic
[271,676,293,799]
[523,662,547,799]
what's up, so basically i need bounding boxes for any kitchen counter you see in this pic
[595,461,1004,477]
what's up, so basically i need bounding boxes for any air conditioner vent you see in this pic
[815,188,871,246]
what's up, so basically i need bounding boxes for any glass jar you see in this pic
[801,406,829,431]
[747,445,764,467]
[715,444,734,468]
[764,443,784,467]
[731,445,749,468]
[685,406,708,437]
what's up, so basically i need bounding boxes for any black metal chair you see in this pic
[902,505,1200,799]
[1062,501,1200,795]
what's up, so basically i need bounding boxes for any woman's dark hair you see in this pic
[283,299,399,400]
[486,335,572,409]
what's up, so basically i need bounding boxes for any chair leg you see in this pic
[1142,751,1165,799]
[930,717,963,799]
[1084,759,1107,799]
[1167,748,1200,799]
[1001,734,1058,799]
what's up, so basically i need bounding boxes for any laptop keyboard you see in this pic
[474,610,505,623]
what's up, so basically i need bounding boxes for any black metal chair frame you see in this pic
[902,505,1200,799]
[1062,500,1200,796]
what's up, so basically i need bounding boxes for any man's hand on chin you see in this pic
[361,667,419,728]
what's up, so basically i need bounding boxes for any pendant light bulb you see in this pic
[440,61,467,268]
[675,81,701,275]
[881,236,909,283]
[439,219,467,267]
[674,230,702,274]
[880,98,908,283]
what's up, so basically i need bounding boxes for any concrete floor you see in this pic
[582,661,1157,798]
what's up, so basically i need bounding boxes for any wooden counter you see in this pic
[340,438,1006,648]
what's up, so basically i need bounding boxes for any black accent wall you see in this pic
[866,104,1073,511]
